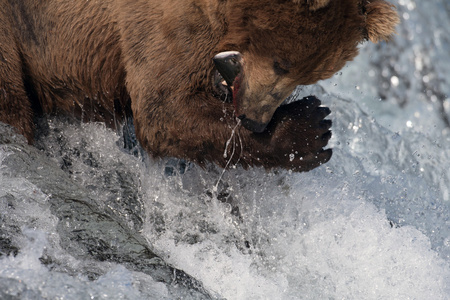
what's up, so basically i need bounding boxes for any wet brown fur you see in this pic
[0,0,399,172]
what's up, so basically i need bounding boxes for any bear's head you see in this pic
[213,0,399,132]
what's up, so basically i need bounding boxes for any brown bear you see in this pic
[0,0,399,172]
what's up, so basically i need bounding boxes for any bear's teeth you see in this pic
[221,79,234,92]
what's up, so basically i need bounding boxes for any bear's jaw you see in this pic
[212,70,269,133]
[212,51,278,133]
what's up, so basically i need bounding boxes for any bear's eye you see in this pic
[273,60,290,76]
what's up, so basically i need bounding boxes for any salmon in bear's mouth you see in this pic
[213,51,242,111]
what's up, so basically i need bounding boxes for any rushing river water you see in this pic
[1,1,449,299]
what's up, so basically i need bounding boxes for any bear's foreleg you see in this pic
[0,6,35,143]
[132,91,332,172]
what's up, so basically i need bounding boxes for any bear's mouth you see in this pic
[213,70,233,103]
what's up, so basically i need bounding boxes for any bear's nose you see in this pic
[238,114,269,133]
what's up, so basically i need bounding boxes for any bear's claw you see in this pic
[250,95,333,172]
[319,120,332,130]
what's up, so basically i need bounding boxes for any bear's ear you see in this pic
[363,0,400,43]
[292,0,331,11]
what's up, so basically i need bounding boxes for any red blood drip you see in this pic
[232,76,241,116]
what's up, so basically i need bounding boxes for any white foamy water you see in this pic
[1,0,449,299]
